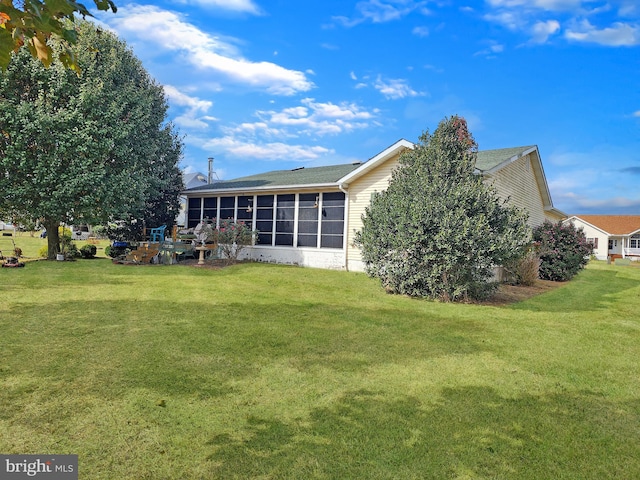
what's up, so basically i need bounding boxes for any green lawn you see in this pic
[0,230,111,259]
[1,258,639,479]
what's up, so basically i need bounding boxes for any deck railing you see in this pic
[623,247,640,256]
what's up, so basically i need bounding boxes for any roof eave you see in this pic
[183,181,342,196]
[545,206,568,219]
[338,139,414,186]
[480,146,538,175]
[563,216,611,235]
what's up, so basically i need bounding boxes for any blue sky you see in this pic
[95,0,640,215]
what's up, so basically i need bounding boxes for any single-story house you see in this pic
[563,215,640,261]
[183,140,565,271]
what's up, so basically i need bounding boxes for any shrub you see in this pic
[38,245,48,258]
[532,220,593,281]
[80,244,97,259]
[105,244,130,258]
[355,116,530,301]
[217,219,256,265]
[513,249,540,286]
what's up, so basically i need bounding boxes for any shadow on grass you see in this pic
[207,386,640,479]
[510,268,640,313]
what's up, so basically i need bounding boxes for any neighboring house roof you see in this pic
[183,172,209,189]
[567,215,640,236]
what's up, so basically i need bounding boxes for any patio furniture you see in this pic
[149,225,167,243]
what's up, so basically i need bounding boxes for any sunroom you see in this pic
[183,163,360,269]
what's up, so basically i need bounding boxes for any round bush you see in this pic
[533,220,593,281]
[80,244,97,259]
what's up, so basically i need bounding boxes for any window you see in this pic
[256,195,274,245]
[320,192,345,249]
[586,237,598,248]
[297,193,319,247]
[275,194,295,246]
[203,197,217,222]
[631,234,640,249]
[187,198,202,228]
[188,192,346,250]
[236,195,253,227]
[219,197,235,223]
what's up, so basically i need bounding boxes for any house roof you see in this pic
[186,162,363,193]
[184,142,554,210]
[474,146,537,172]
[568,215,640,236]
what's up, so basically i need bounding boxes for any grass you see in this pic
[0,229,111,260]
[1,252,640,479]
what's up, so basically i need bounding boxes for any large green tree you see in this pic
[0,21,183,258]
[356,116,530,301]
[0,0,117,71]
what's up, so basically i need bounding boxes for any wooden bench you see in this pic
[125,244,160,264]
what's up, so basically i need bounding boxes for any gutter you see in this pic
[182,181,343,197]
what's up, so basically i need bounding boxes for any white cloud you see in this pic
[106,5,314,95]
[483,11,523,30]
[482,0,640,47]
[333,0,430,27]
[373,76,423,99]
[203,136,333,160]
[201,98,378,163]
[633,110,640,117]
[619,1,638,16]
[185,0,262,14]
[486,0,584,11]
[554,190,640,214]
[253,98,378,136]
[530,19,561,43]
[412,26,430,37]
[474,42,505,56]
[163,85,216,129]
[565,20,640,46]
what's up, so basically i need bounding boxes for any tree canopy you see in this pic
[355,116,531,301]
[0,0,117,71]
[0,21,183,258]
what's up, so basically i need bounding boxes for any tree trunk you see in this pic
[43,219,60,260]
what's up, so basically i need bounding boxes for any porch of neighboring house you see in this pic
[607,234,640,262]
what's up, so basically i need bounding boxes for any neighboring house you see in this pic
[176,172,210,227]
[563,215,640,261]
[183,140,565,271]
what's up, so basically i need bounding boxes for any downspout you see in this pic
[339,182,349,271]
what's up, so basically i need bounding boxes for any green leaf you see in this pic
[0,27,14,70]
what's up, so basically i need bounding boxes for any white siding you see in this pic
[344,153,403,271]
[565,218,609,260]
[244,246,346,269]
[344,151,556,271]
[483,154,548,227]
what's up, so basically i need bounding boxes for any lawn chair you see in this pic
[149,225,167,243]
